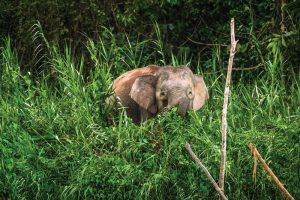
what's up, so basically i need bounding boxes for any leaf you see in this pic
[281,36,287,47]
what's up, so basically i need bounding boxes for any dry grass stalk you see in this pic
[250,144,295,200]
[219,18,238,200]
[185,143,228,200]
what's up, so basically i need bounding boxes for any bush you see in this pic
[0,30,299,199]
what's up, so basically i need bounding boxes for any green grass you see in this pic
[0,29,299,200]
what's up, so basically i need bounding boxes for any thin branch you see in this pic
[250,144,295,200]
[219,18,238,199]
[232,63,263,71]
[187,37,227,47]
[185,143,228,200]
[203,63,264,75]
[279,0,286,32]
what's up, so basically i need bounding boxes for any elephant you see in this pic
[112,65,209,123]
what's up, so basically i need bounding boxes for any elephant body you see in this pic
[113,65,209,123]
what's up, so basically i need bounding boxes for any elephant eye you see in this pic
[187,89,193,98]
[160,91,166,96]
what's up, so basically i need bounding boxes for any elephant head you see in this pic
[113,65,209,123]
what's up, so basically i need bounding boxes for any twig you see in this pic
[187,37,227,47]
[231,63,263,71]
[185,143,228,200]
[219,18,238,200]
[203,63,264,75]
[250,144,295,200]
[252,151,257,185]
[279,0,286,33]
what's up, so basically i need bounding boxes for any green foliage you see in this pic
[1,25,300,200]
[1,1,299,199]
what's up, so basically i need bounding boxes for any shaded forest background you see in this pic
[1,0,299,75]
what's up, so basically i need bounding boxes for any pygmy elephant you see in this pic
[113,65,209,123]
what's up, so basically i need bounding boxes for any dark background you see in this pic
[0,0,299,77]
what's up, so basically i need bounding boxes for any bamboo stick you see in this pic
[185,143,228,200]
[250,144,295,200]
[219,18,238,200]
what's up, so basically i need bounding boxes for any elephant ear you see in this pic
[193,75,209,110]
[130,75,158,114]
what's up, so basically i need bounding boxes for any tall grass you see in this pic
[0,27,299,200]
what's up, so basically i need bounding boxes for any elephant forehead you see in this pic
[158,69,193,89]
[160,78,193,90]
[159,69,192,80]
[168,72,193,83]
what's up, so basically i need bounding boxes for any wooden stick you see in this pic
[219,18,238,199]
[250,144,295,200]
[279,0,286,33]
[185,143,228,200]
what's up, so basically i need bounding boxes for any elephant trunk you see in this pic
[167,92,190,116]
[177,99,190,116]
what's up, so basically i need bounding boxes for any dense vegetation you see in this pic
[1,0,300,199]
